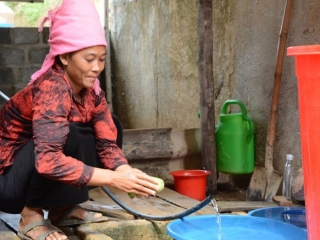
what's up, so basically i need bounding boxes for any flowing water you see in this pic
[211,199,225,240]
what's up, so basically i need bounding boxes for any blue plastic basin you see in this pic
[248,206,306,229]
[166,215,307,240]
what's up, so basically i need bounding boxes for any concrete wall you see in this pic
[110,0,199,130]
[109,0,320,178]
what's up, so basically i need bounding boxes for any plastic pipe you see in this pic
[102,186,214,221]
[0,91,9,101]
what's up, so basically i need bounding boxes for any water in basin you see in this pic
[166,214,307,240]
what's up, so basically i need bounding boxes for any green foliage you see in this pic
[5,0,61,27]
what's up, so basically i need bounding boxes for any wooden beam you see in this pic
[104,0,113,111]
[198,0,216,194]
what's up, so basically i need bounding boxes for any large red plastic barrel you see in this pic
[287,45,320,240]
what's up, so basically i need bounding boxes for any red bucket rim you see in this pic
[287,45,320,56]
[170,170,211,177]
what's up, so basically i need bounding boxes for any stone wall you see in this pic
[0,27,49,107]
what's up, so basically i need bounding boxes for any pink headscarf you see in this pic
[30,0,107,95]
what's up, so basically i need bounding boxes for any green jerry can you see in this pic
[216,100,254,174]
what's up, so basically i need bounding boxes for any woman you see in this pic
[0,1,159,240]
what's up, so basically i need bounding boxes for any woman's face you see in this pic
[60,45,106,93]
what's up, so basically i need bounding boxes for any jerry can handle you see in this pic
[244,116,254,143]
[221,99,247,115]
[221,100,254,143]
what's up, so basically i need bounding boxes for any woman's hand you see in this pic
[87,165,159,198]
[112,165,159,197]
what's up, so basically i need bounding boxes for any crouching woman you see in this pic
[0,1,158,239]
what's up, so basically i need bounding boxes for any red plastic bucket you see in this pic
[287,44,320,240]
[170,170,211,201]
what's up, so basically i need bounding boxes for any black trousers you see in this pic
[0,115,123,214]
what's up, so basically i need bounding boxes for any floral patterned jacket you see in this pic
[0,64,127,188]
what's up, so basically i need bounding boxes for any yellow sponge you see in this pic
[128,177,164,198]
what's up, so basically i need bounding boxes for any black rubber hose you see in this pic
[101,186,213,221]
